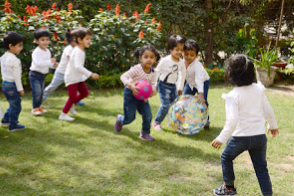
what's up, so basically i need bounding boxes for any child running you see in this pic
[212,54,279,196]
[153,35,186,131]
[183,39,210,128]
[115,45,160,141]
[29,28,58,115]
[59,27,99,121]
[0,31,25,131]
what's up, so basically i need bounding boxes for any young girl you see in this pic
[59,27,99,121]
[153,35,186,131]
[183,39,210,129]
[212,54,279,196]
[114,45,160,141]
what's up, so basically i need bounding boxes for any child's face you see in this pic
[9,42,23,55]
[183,49,198,65]
[78,34,91,48]
[139,50,156,69]
[169,43,184,61]
[35,36,50,50]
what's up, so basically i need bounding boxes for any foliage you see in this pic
[87,3,162,75]
[236,25,258,59]
[206,68,225,84]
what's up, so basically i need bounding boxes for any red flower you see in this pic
[52,2,57,10]
[4,0,12,13]
[145,21,148,24]
[53,31,58,41]
[23,23,29,26]
[23,16,28,22]
[99,8,103,11]
[133,11,139,21]
[124,13,128,18]
[68,3,73,12]
[41,26,45,29]
[113,36,115,39]
[157,21,162,32]
[138,30,144,39]
[26,5,37,16]
[17,15,21,19]
[115,4,120,16]
[56,14,61,21]
[144,3,151,13]
[43,9,51,20]
[6,18,12,21]
[151,17,156,23]
[106,3,112,10]
[62,40,67,44]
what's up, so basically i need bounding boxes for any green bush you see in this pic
[206,68,225,84]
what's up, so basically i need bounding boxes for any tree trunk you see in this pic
[205,0,213,65]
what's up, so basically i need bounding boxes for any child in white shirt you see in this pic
[115,45,160,141]
[29,28,58,115]
[0,31,25,131]
[212,54,279,196]
[183,39,210,129]
[59,27,99,121]
[153,35,186,131]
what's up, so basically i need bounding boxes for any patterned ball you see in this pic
[134,80,153,100]
[167,95,208,135]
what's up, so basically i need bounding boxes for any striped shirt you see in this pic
[120,64,156,92]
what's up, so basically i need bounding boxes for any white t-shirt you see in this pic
[56,45,74,74]
[185,59,210,93]
[216,82,278,144]
[64,47,92,86]
[155,55,186,91]
[30,46,55,74]
[0,52,23,91]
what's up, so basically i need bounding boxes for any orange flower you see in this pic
[68,3,73,12]
[144,3,151,13]
[115,4,120,16]
[41,26,45,29]
[52,2,57,10]
[151,17,156,23]
[17,15,21,19]
[113,36,115,39]
[53,31,58,41]
[138,30,144,39]
[6,18,12,21]
[42,9,51,20]
[124,12,128,18]
[203,63,205,67]
[23,23,29,26]
[106,3,112,10]
[214,67,219,71]
[99,8,103,11]
[4,0,12,13]
[145,21,148,24]
[26,5,38,16]
[62,40,67,44]
[133,11,139,21]
[157,21,162,32]
[23,16,28,22]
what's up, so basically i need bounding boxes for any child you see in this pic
[29,28,58,115]
[183,39,210,129]
[212,54,279,196]
[42,30,84,112]
[153,35,186,131]
[114,45,160,141]
[59,27,99,121]
[0,31,25,131]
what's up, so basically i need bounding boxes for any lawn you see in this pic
[0,85,293,196]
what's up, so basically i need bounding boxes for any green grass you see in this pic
[0,85,293,196]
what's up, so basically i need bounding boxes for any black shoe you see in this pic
[9,124,25,131]
[213,185,237,195]
[204,121,210,129]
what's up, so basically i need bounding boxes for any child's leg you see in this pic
[62,83,78,114]
[154,81,177,124]
[137,100,152,135]
[183,82,197,95]
[29,71,46,109]
[221,137,248,185]
[43,71,65,102]
[118,88,138,126]
[76,82,89,102]
[203,80,210,125]
[249,134,272,195]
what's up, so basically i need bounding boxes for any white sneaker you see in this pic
[69,106,77,115]
[59,113,75,121]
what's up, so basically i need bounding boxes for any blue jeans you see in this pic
[2,81,22,126]
[117,88,152,135]
[183,80,210,120]
[221,134,272,195]
[29,71,46,108]
[43,71,64,102]
[154,81,178,124]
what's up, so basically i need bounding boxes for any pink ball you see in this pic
[134,80,153,100]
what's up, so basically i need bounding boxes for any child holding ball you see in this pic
[115,45,160,141]
[212,54,279,196]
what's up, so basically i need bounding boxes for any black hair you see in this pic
[3,31,23,50]
[225,54,256,86]
[184,39,200,54]
[167,35,186,51]
[71,27,92,44]
[34,28,50,40]
[65,29,73,44]
[134,45,161,62]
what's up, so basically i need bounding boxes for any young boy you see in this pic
[29,28,58,115]
[183,39,210,129]
[0,31,25,131]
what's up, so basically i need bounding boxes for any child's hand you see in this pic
[51,58,56,64]
[91,73,99,80]
[212,139,223,149]
[19,91,24,96]
[198,93,206,104]
[267,128,279,138]
[54,62,59,68]
[127,83,139,96]
[178,90,183,95]
[149,91,156,98]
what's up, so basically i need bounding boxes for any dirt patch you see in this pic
[267,84,294,96]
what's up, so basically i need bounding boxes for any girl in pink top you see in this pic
[115,45,160,141]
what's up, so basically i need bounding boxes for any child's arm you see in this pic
[177,61,186,94]
[195,62,207,103]
[73,52,96,80]
[32,50,55,68]
[10,58,24,95]
[120,66,140,95]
